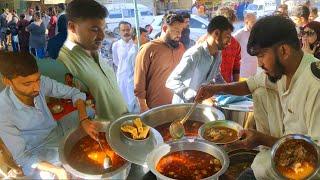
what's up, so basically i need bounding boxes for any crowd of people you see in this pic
[0,0,320,179]
[0,4,67,59]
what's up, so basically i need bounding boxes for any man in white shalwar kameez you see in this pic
[195,16,320,179]
[117,27,149,113]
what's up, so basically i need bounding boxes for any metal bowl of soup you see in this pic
[198,120,243,144]
[59,122,131,179]
[141,103,225,142]
[271,134,320,180]
[146,138,229,180]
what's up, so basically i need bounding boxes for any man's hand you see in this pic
[80,119,100,141]
[225,129,278,151]
[195,84,218,103]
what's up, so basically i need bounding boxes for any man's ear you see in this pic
[68,21,76,34]
[279,44,291,61]
[2,77,11,86]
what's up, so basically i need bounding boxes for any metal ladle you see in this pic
[97,138,112,169]
[169,102,198,139]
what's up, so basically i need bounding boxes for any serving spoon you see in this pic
[97,138,112,169]
[169,102,198,139]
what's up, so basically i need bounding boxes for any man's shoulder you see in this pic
[310,60,320,81]
[0,89,14,116]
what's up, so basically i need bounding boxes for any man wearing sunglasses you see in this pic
[195,16,320,179]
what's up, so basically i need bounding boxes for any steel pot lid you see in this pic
[106,115,164,166]
[220,100,253,112]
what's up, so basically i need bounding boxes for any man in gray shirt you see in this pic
[166,16,233,104]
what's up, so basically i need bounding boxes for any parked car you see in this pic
[105,3,154,33]
[244,0,277,19]
[149,14,244,43]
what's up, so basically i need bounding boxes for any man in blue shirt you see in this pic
[0,52,100,179]
[166,16,232,104]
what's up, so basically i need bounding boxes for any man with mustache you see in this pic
[0,52,98,179]
[166,16,232,104]
[112,21,134,71]
[195,16,320,179]
[56,0,128,121]
[134,13,185,113]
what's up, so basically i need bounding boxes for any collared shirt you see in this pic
[58,39,128,120]
[166,42,225,103]
[112,39,134,68]
[117,44,140,113]
[134,38,185,108]
[221,37,241,82]
[234,27,258,78]
[246,53,320,178]
[0,76,86,176]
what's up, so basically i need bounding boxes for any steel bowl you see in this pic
[59,122,131,179]
[120,119,151,144]
[271,134,320,180]
[146,138,229,180]
[198,120,243,145]
[141,103,225,128]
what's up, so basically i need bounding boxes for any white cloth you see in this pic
[116,44,140,113]
[314,16,320,22]
[247,53,320,179]
[112,39,134,68]
[25,14,33,22]
[234,27,258,78]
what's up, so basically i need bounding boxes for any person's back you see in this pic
[27,22,46,49]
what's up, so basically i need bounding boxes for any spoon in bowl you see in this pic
[97,138,112,169]
[169,102,198,139]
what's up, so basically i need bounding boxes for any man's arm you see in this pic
[111,42,119,68]
[41,76,99,140]
[166,53,197,102]
[134,45,151,113]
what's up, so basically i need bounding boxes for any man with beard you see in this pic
[180,12,191,49]
[195,16,320,179]
[166,16,232,104]
[112,21,133,71]
[134,13,185,112]
[56,0,128,121]
[0,52,99,179]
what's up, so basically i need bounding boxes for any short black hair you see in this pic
[132,27,148,39]
[20,13,25,19]
[292,5,310,20]
[180,12,190,19]
[58,3,66,11]
[207,15,234,34]
[247,16,300,56]
[118,21,131,29]
[165,13,184,25]
[66,0,108,22]
[0,52,38,80]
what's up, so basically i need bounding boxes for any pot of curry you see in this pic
[141,103,225,142]
[271,134,320,180]
[59,123,131,179]
[146,138,229,180]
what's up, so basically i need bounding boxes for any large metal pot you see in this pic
[146,138,229,180]
[271,134,320,180]
[59,123,131,179]
[141,103,225,127]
